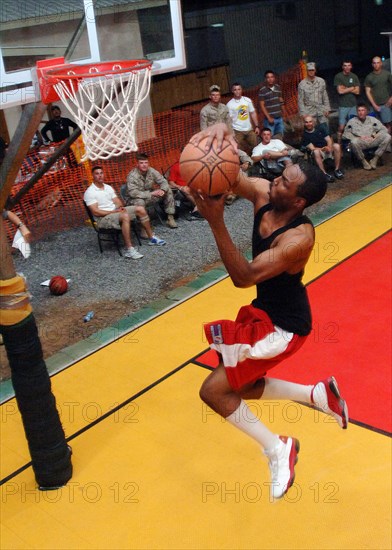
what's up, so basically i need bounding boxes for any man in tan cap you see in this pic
[200,84,232,130]
[298,62,331,132]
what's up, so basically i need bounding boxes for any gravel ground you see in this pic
[12,198,255,310]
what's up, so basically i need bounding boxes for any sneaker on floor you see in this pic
[148,235,166,246]
[311,376,348,429]
[334,169,344,179]
[362,159,372,170]
[325,173,335,183]
[263,436,300,500]
[124,247,143,259]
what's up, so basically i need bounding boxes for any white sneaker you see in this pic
[263,436,299,500]
[311,376,348,429]
[124,247,143,260]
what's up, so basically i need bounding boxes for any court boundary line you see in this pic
[1,179,390,404]
[305,228,391,287]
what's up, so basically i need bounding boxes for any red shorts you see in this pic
[204,304,308,391]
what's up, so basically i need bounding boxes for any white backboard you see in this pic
[0,0,186,109]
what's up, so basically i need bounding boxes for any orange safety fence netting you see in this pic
[4,62,304,243]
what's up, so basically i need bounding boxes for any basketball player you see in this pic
[189,123,348,500]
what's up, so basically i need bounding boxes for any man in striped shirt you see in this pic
[258,70,285,139]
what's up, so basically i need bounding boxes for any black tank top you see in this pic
[252,203,313,336]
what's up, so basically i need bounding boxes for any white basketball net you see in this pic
[52,63,152,161]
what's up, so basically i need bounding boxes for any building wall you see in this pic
[183,0,391,86]
[360,0,392,59]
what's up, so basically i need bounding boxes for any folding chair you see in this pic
[83,201,141,257]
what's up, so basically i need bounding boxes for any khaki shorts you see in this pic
[311,149,333,160]
[96,206,136,229]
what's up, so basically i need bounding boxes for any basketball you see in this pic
[179,137,240,196]
[49,276,68,296]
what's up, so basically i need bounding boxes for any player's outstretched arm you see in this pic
[189,122,238,152]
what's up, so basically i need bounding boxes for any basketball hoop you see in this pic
[39,60,152,161]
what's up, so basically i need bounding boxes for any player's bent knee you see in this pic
[199,378,216,406]
[199,381,210,404]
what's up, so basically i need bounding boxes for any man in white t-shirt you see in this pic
[226,83,260,155]
[251,128,293,174]
[84,166,166,259]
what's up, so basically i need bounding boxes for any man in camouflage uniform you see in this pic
[200,85,232,130]
[125,153,177,228]
[298,62,331,132]
[342,103,391,170]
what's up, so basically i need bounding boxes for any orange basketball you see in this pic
[49,276,68,296]
[179,137,240,196]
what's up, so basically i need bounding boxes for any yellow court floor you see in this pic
[1,186,391,550]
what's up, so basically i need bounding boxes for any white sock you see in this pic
[261,378,313,404]
[226,399,279,451]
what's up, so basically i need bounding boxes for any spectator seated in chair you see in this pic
[84,166,166,259]
[342,102,391,170]
[124,153,178,228]
[301,115,344,182]
[167,161,203,220]
[251,128,293,180]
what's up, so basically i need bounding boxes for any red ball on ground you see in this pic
[179,137,240,196]
[49,276,68,296]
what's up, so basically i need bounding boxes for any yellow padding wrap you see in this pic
[0,275,32,326]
